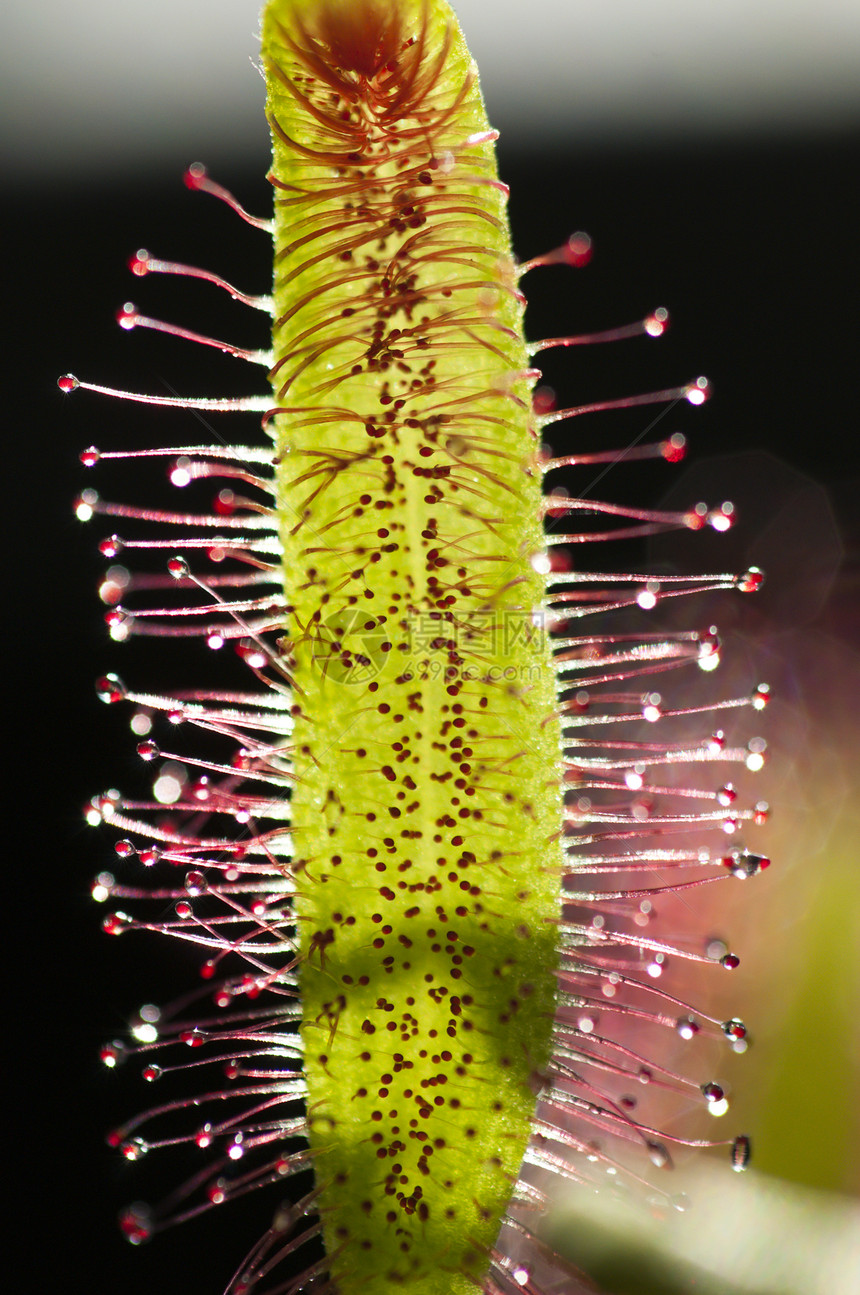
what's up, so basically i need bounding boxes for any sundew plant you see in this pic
[64,1,770,1292]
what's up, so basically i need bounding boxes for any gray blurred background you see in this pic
[4,0,860,181]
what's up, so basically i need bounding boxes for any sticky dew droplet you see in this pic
[731,1135,751,1171]
[119,1204,153,1245]
[642,692,662,722]
[644,306,669,337]
[564,231,592,266]
[752,683,771,710]
[91,872,115,902]
[738,566,765,593]
[170,458,193,488]
[196,1124,214,1149]
[236,641,268,669]
[99,535,123,559]
[121,1137,149,1162]
[153,763,185,805]
[676,1016,700,1040]
[722,849,770,879]
[103,912,131,936]
[100,1040,127,1068]
[646,1140,672,1169]
[75,488,99,521]
[708,500,734,531]
[685,375,711,406]
[116,302,138,330]
[168,556,189,579]
[96,673,127,704]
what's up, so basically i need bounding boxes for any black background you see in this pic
[6,123,859,1292]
